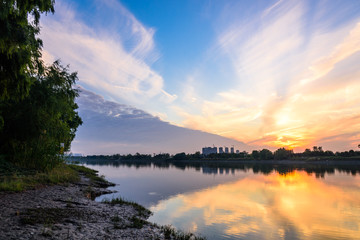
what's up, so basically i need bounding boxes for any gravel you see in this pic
[0,175,166,240]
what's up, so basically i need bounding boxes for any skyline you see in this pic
[40,0,360,153]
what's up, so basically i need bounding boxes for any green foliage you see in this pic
[68,164,99,176]
[259,149,273,160]
[102,197,152,218]
[161,225,206,240]
[274,148,293,160]
[173,152,187,160]
[68,164,113,187]
[0,0,54,101]
[128,216,148,229]
[251,150,260,160]
[0,163,79,192]
[0,61,82,170]
[302,146,335,157]
[0,0,81,171]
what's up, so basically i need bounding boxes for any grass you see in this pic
[0,156,115,192]
[67,164,115,187]
[1,158,204,239]
[0,157,36,176]
[0,163,79,192]
[102,197,152,218]
[129,216,148,229]
[161,225,206,240]
[103,197,154,229]
[102,197,206,238]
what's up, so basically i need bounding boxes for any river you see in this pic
[81,160,360,240]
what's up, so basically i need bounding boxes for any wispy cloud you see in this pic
[41,0,360,152]
[40,0,176,109]
[72,88,250,154]
[177,0,360,151]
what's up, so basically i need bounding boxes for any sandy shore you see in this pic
[0,174,167,240]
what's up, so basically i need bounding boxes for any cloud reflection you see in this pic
[150,171,360,239]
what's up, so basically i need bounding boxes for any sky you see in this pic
[71,87,249,155]
[40,0,360,152]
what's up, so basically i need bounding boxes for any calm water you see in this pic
[82,160,360,240]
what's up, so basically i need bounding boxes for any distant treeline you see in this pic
[72,146,360,161]
[67,156,360,178]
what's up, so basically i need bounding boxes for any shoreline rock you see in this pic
[0,174,166,240]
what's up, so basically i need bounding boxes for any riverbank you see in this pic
[0,167,204,240]
[69,156,360,166]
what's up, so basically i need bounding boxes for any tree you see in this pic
[0,1,82,170]
[0,61,82,170]
[274,148,293,160]
[0,0,54,101]
[259,149,273,160]
[1,0,55,132]
[173,152,187,160]
[251,150,260,160]
[303,148,311,156]
[324,150,334,156]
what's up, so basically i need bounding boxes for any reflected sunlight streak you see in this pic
[150,171,360,239]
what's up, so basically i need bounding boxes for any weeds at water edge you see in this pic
[161,225,206,240]
[102,197,152,218]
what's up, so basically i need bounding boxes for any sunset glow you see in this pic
[150,170,360,239]
[40,0,360,152]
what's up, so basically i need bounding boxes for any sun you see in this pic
[271,133,307,150]
[276,115,290,126]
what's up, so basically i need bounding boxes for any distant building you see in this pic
[219,147,224,153]
[236,150,240,154]
[202,147,217,155]
[225,147,229,153]
[231,147,234,154]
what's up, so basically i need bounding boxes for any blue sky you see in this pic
[40,0,360,152]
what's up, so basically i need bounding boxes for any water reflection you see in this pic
[75,159,360,240]
[149,170,360,240]
[70,158,360,178]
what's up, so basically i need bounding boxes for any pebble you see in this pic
[0,175,168,239]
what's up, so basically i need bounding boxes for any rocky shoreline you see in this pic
[0,174,168,240]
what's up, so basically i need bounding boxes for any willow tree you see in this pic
[0,0,54,131]
[0,61,82,170]
[0,0,55,100]
[0,0,82,170]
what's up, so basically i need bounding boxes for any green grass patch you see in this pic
[102,197,152,218]
[67,164,114,187]
[129,216,148,229]
[0,163,79,192]
[0,159,114,192]
[161,225,206,240]
[0,156,36,176]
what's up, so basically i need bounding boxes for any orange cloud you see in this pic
[177,18,360,151]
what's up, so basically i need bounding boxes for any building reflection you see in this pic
[70,157,360,178]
